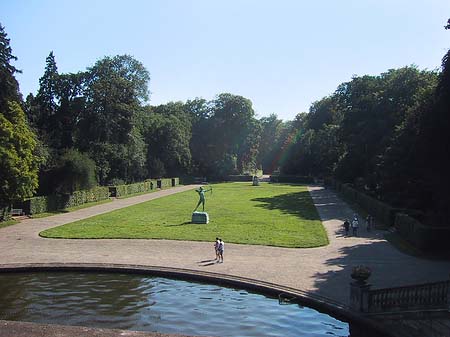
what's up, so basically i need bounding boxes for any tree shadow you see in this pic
[307,187,450,307]
[306,239,450,337]
[251,190,321,220]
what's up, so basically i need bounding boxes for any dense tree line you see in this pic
[21,51,270,193]
[1,20,449,225]
[1,22,274,212]
[280,49,450,223]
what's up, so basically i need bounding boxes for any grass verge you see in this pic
[41,183,328,248]
[0,219,19,229]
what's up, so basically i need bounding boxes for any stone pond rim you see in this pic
[0,262,393,337]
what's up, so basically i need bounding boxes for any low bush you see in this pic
[395,213,450,251]
[227,175,253,182]
[340,183,397,227]
[270,175,314,184]
[112,178,178,197]
[23,186,110,215]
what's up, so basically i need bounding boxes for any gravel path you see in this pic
[1,184,449,306]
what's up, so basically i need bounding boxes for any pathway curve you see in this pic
[0,185,449,306]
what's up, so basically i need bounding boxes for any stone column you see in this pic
[350,280,371,312]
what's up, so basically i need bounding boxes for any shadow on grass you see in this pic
[251,190,320,220]
[168,221,192,227]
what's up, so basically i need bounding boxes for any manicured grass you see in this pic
[40,183,328,248]
[31,198,113,219]
[0,219,19,229]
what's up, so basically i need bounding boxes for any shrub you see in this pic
[227,175,253,182]
[270,175,314,184]
[395,213,450,251]
[23,186,110,215]
[112,178,178,197]
[340,183,397,227]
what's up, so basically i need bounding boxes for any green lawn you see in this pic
[0,219,19,229]
[40,183,328,248]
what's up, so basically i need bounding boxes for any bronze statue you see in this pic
[194,186,212,212]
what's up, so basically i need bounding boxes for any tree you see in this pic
[208,93,259,176]
[33,52,59,130]
[334,67,438,186]
[54,149,97,193]
[0,102,39,217]
[418,47,450,221]
[142,104,192,177]
[78,55,150,146]
[185,98,215,175]
[0,24,22,112]
[0,25,39,219]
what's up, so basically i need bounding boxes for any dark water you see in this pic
[0,272,349,337]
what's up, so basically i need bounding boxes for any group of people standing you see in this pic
[214,238,224,263]
[343,214,374,237]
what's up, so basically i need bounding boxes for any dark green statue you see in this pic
[194,186,212,212]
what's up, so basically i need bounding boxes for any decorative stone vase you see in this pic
[351,265,371,284]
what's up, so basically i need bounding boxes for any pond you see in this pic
[0,272,349,337]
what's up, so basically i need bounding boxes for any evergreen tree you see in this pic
[35,51,59,130]
[0,23,22,111]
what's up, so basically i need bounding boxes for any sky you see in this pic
[1,0,450,120]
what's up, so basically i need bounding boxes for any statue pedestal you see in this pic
[192,212,209,224]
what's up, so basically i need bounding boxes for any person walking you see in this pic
[218,238,224,263]
[352,216,359,236]
[366,215,373,232]
[343,219,350,236]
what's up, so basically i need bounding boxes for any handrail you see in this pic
[368,280,450,313]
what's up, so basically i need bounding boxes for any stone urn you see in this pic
[351,265,371,284]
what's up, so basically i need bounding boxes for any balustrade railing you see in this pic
[368,280,450,313]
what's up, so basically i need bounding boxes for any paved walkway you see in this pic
[1,184,449,306]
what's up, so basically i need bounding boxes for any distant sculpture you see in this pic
[194,186,212,212]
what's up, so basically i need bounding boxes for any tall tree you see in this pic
[0,25,39,219]
[208,93,259,175]
[78,55,150,147]
[33,51,59,130]
[0,23,22,111]
[257,114,284,174]
[0,102,39,217]
[142,103,192,177]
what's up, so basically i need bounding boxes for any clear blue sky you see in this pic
[2,0,450,120]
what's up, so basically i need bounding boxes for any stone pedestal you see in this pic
[350,281,371,312]
[192,212,209,224]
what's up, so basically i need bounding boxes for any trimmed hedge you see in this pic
[111,178,179,197]
[395,213,450,251]
[171,177,179,186]
[227,175,253,182]
[20,178,180,215]
[0,207,10,221]
[24,186,110,215]
[339,183,398,227]
[270,175,315,184]
[113,181,152,197]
